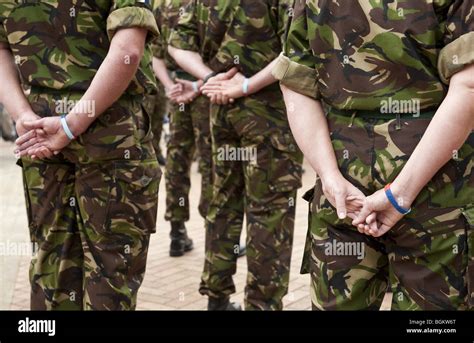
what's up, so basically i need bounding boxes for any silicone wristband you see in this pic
[384,184,411,215]
[243,78,250,95]
[60,115,75,140]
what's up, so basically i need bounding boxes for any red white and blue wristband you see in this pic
[384,183,411,215]
[60,115,75,140]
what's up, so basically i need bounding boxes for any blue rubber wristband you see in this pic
[243,78,250,95]
[384,184,411,215]
[60,115,75,140]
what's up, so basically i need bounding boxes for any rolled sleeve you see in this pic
[272,53,319,99]
[438,32,474,84]
[273,0,320,99]
[107,6,159,42]
[437,0,474,84]
[168,1,200,52]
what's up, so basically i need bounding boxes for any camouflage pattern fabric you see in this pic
[152,0,191,70]
[151,0,212,222]
[0,0,161,310]
[303,110,474,310]
[145,84,168,157]
[169,0,291,76]
[274,0,474,108]
[165,94,212,222]
[171,0,303,309]
[0,0,159,95]
[199,86,303,310]
[22,91,160,310]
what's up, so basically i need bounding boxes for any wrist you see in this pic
[65,114,87,137]
[15,109,36,122]
[387,181,415,210]
[319,167,344,185]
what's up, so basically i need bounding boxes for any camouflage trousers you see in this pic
[165,95,212,221]
[303,109,474,310]
[21,91,161,310]
[145,85,168,157]
[200,87,303,310]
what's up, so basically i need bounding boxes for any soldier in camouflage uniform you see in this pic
[169,0,303,310]
[274,0,474,310]
[152,0,213,257]
[0,0,161,310]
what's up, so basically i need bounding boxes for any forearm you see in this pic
[282,85,341,181]
[167,46,212,80]
[247,58,278,94]
[153,57,175,90]
[392,66,474,204]
[0,45,33,121]
[67,28,147,135]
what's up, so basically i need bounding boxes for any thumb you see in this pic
[224,67,238,79]
[353,201,372,226]
[334,192,347,220]
[23,118,45,131]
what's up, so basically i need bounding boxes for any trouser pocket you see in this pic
[78,159,161,235]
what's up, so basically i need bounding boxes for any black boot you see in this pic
[208,297,242,311]
[169,221,194,257]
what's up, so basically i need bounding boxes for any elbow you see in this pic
[450,64,474,92]
[113,40,144,67]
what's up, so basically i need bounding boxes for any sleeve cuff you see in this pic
[168,31,199,52]
[107,7,159,42]
[438,32,474,84]
[272,53,320,100]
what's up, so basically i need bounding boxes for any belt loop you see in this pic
[396,113,401,130]
[349,111,357,128]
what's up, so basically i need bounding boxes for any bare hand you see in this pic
[321,175,366,221]
[352,188,408,237]
[15,117,71,159]
[165,83,183,99]
[201,68,245,105]
[14,111,54,159]
[171,79,200,104]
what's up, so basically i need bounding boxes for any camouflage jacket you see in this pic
[0,0,159,95]
[273,0,474,111]
[168,0,291,76]
[152,0,191,71]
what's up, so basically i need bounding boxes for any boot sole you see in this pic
[169,250,185,257]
